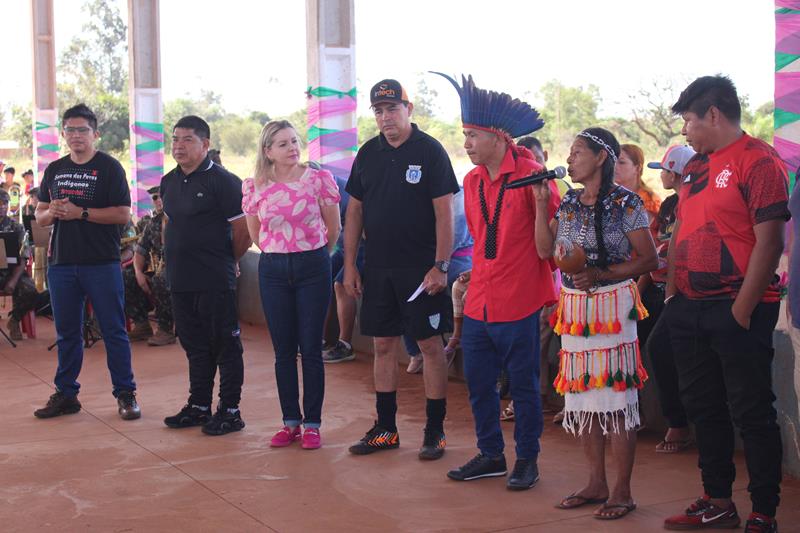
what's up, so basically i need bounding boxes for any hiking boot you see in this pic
[7,317,22,341]
[406,355,423,374]
[164,404,211,428]
[202,407,245,436]
[117,390,141,420]
[507,458,539,490]
[301,427,322,449]
[447,452,507,481]
[418,427,446,460]
[348,422,400,455]
[664,495,740,530]
[34,391,82,418]
[147,328,176,346]
[128,321,153,342]
[322,341,355,363]
[745,513,778,533]
[270,425,301,447]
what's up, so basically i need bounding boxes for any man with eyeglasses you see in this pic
[123,185,174,346]
[34,103,141,421]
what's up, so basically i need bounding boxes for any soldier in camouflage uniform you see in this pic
[124,186,174,345]
[0,189,39,341]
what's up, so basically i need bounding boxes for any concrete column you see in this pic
[127,0,163,218]
[30,0,58,185]
[305,0,357,179]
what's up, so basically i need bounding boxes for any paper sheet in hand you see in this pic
[407,281,426,302]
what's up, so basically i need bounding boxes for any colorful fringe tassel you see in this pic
[549,283,648,337]
[553,340,648,395]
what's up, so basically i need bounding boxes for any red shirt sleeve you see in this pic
[742,154,790,225]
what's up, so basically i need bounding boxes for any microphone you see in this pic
[505,166,567,189]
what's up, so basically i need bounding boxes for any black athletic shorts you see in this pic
[360,266,452,340]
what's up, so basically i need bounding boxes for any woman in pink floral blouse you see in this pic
[242,120,340,450]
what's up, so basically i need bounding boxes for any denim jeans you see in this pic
[48,263,136,397]
[665,295,782,516]
[259,247,331,427]
[171,290,244,409]
[461,310,542,459]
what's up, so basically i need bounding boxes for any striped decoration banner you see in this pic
[33,109,60,180]
[306,86,357,179]
[130,121,164,217]
[775,0,800,189]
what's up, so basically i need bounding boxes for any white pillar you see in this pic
[30,0,58,184]
[305,0,357,179]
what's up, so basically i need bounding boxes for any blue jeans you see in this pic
[461,311,542,459]
[404,257,472,356]
[48,263,136,397]
[259,247,330,427]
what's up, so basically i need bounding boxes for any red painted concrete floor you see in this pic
[1,318,798,532]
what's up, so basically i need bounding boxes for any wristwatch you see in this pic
[81,207,89,221]
[434,260,450,273]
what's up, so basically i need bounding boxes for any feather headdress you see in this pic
[430,72,544,140]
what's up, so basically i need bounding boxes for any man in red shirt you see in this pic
[433,74,560,490]
[664,76,789,533]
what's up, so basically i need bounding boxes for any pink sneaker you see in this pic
[301,427,322,449]
[270,425,301,447]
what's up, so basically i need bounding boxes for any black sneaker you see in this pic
[348,422,399,455]
[117,390,141,420]
[202,407,245,436]
[164,404,211,428]
[323,341,355,363]
[507,458,539,490]
[34,391,82,418]
[745,513,778,533]
[418,427,446,460]
[447,452,507,481]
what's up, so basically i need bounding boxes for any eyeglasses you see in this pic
[64,126,92,134]
[150,194,160,201]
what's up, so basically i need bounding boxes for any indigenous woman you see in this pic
[533,127,657,520]
[242,120,341,450]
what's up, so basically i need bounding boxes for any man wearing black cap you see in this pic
[124,185,175,346]
[344,79,459,460]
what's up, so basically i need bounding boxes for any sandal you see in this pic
[593,501,636,520]
[555,492,609,509]
[500,403,515,422]
[655,438,694,454]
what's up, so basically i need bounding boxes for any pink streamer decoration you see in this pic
[773,136,800,170]
[775,72,800,98]
[135,151,164,167]
[308,129,358,160]
[777,0,800,9]
[307,97,357,125]
[322,159,356,177]
[130,124,164,142]
[36,131,59,145]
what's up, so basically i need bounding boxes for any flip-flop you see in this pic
[555,492,609,509]
[655,438,694,454]
[593,501,637,520]
[500,404,515,422]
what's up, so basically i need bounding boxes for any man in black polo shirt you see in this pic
[160,115,252,436]
[33,103,140,421]
[344,79,459,460]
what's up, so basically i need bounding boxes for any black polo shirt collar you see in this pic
[174,156,214,179]
[377,123,425,151]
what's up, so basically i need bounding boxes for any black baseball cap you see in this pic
[370,79,410,106]
[147,186,160,195]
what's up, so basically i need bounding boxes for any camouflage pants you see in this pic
[123,266,174,332]
[0,274,38,321]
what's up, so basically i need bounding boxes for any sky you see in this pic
[0,0,777,122]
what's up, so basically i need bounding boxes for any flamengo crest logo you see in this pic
[715,168,732,189]
[406,165,422,184]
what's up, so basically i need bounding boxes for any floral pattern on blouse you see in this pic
[242,167,340,253]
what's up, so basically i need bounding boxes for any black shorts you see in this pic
[360,266,452,340]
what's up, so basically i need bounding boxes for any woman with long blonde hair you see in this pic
[242,120,341,449]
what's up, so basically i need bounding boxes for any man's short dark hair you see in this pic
[63,103,98,131]
[516,136,543,152]
[22,169,33,177]
[671,75,741,123]
[3,166,15,175]
[174,115,211,140]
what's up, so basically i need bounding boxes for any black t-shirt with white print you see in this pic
[38,151,131,265]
